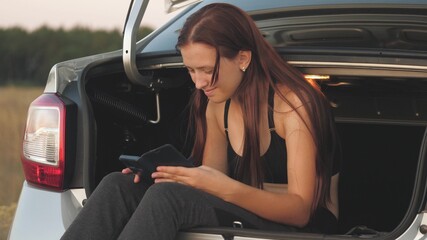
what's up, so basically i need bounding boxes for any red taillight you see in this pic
[21,94,67,190]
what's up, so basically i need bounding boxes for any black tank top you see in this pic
[224,92,340,184]
[223,92,340,232]
[224,90,288,183]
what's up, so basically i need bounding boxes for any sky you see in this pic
[0,0,178,31]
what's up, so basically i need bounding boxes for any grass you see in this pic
[0,86,43,240]
[0,203,16,239]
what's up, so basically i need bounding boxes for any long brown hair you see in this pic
[176,3,340,212]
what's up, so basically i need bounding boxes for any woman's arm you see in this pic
[223,92,317,227]
[201,100,229,173]
[154,91,317,227]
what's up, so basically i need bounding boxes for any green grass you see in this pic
[0,86,43,240]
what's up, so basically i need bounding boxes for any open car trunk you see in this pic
[80,3,427,238]
[82,58,426,237]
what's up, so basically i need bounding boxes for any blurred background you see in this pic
[0,0,177,238]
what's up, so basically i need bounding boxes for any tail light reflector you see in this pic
[22,94,68,190]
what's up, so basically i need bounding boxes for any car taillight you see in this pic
[21,93,74,190]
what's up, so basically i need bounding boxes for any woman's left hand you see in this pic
[152,165,235,199]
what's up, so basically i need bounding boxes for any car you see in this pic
[8,0,427,239]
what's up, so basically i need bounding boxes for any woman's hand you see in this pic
[121,168,141,183]
[152,165,235,200]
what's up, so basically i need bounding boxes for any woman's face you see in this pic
[180,42,244,103]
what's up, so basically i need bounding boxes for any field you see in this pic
[0,86,43,239]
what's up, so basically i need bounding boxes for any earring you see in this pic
[241,67,246,72]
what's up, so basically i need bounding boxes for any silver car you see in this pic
[8,0,427,239]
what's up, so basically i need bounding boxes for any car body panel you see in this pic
[8,182,84,240]
[141,0,427,54]
[399,213,427,240]
[8,0,427,239]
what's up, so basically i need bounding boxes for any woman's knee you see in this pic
[142,183,190,206]
[142,183,209,211]
[144,182,181,198]
[90,172,148,206]
[151,181,201,194]
[140,183,219,228]
[100,172,132,186]
[92,172,136,195]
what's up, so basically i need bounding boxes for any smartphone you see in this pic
[119,144,193,183]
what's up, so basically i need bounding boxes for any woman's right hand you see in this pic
[121,168,141,183]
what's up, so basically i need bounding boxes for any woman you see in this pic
[61,3,340,240]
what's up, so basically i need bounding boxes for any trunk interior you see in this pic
[83,59,426,236]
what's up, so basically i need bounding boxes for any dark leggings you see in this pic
[60,172,299,240]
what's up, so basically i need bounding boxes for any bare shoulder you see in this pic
[273,84,312,138]
[273,84,305,113]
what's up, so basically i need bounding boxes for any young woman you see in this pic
[61,3,340,240]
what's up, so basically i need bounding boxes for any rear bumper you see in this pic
[8,182,85,240]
